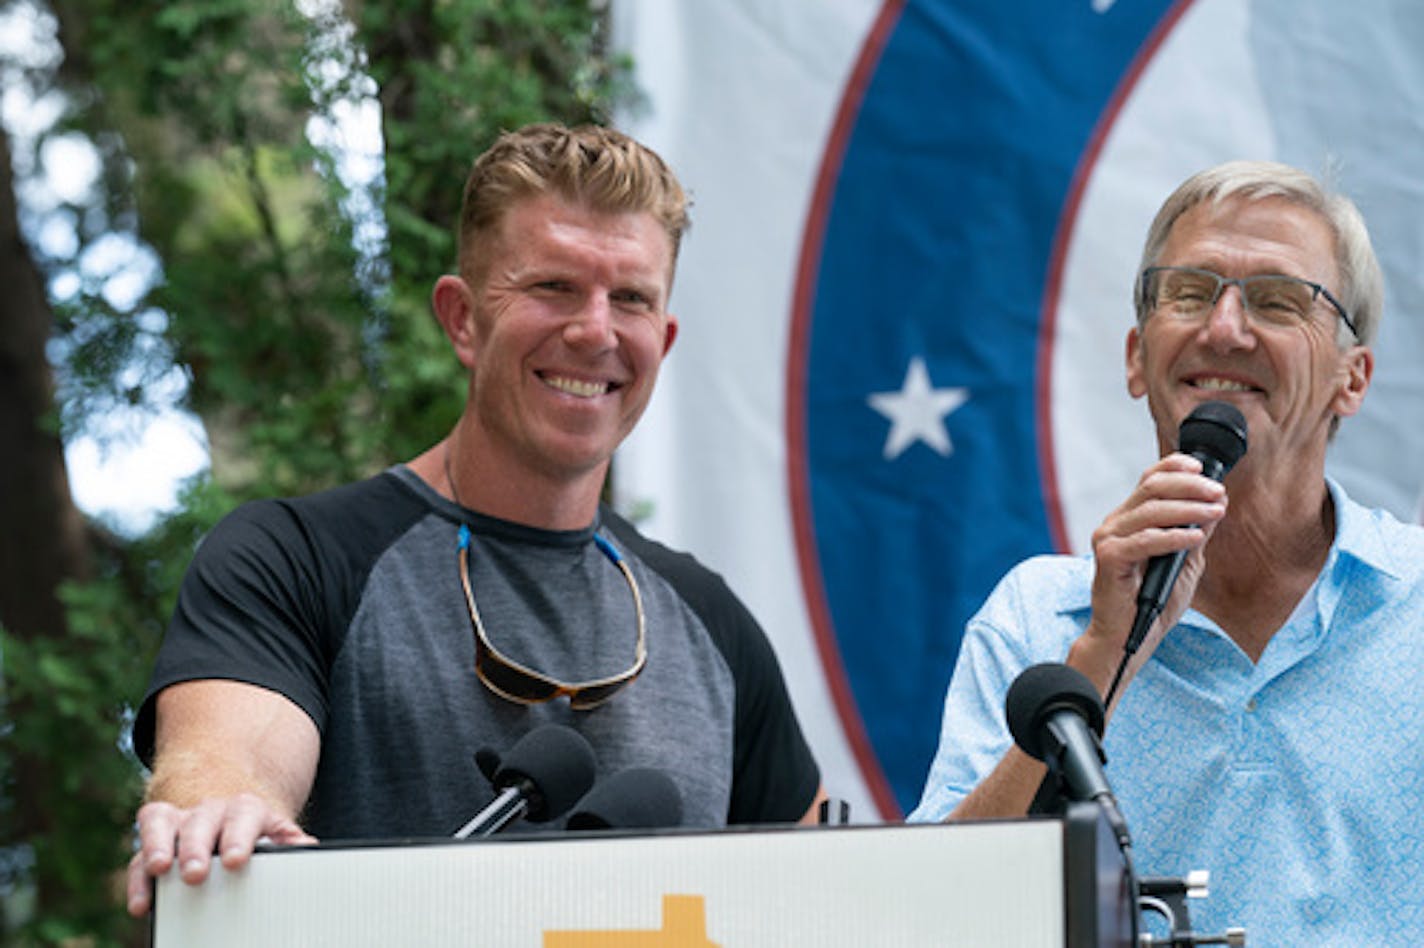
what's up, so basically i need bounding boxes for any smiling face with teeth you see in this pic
[433,194,678,509]
[1126,195,1373,478]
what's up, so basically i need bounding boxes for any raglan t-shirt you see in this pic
[134,466,819,838]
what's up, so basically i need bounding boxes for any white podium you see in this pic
[153,806,1134,946]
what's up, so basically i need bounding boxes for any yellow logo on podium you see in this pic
[544,894,718,947]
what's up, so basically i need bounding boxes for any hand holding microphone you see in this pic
[1124,401,1248,657]
[1095,401,1246,709]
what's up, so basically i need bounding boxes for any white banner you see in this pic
[611,0,1424,820]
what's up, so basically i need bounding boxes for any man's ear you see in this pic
[661,313,679,356]
[432,275,479,370]
[1332,344,1374,419]
[1125,326,1147,399]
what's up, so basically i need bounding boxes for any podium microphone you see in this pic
[1007,663,1131,850]
[567,767,684,831]
[454,725,597,839]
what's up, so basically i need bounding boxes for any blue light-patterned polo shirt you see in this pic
[910,479,1424,946]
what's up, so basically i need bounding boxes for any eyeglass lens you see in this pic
[1151,268,1317,325]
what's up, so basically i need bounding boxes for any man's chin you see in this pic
[527,439,618,482]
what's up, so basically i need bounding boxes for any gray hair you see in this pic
[1133,160,1383,347]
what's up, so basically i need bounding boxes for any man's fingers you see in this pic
[126,849,155,918]
[263,819,319,848]
[173,801,226,884]
[134,800,184,876]
[128,794,315,916]
[215,795,309,869]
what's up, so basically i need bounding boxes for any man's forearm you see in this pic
[948,746,1048,822]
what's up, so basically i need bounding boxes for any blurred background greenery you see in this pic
[0,1,636,942]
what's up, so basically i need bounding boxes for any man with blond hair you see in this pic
[127,123,823,917]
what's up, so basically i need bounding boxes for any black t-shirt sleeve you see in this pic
[133,473,422,767]
[602,509,821,824]
[132,499,333,767]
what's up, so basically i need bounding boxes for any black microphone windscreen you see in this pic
[1005,663,1105,761]
[1178,401,1248,472]
[566,767,684,831]
[491,725,598,822]
[474,747,501,783]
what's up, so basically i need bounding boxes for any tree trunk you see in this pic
[0,120,91,909]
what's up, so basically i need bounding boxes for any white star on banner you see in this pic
[867,356,970,460]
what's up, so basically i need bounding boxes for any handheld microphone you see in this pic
[1125,401,1247,655]
[1007,663,1131,850]
[566,767,684,831]
[453,724,597,839]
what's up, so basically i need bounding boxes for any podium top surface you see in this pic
[154,816,1130,947]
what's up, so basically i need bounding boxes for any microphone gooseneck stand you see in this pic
[1006,663,1248,945]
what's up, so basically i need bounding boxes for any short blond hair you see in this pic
[457,123,689,281]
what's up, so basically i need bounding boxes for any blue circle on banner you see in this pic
[790,0,1180,815]
[792,0,1424,817]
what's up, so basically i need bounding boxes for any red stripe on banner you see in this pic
[1036,0,1197,555]
[786,0,907,821]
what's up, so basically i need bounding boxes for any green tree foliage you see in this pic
[0,0,631,942]
[354,0,637,457]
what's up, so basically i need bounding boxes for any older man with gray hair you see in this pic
[912,161,1424,944]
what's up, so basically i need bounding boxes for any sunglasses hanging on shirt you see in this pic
[456,524,647,710]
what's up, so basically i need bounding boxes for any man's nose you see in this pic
[565,294,615,348]
[1202,283,1255,345]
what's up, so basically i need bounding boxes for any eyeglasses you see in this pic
[1141,265,1359,341]
[457,524,646,710]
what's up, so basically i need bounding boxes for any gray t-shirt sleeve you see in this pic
[602,508,822,824]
